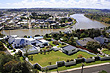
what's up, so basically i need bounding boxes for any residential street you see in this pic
[59,63,110,73]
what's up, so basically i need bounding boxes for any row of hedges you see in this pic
[33,56,110,71]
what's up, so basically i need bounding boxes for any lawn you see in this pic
[102,48,110,55]
[29,51,95,67]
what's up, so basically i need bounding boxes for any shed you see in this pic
[62,45,78,55]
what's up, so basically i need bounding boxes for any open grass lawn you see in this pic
[102,48,110,55]
[29,51,95,67]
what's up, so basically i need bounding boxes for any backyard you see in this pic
[29,51,95,67]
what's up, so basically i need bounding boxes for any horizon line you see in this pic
[0,7,110,10]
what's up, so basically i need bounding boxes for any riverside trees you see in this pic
[85,13,110,24]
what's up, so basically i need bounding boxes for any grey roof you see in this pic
[63,45,76,51]
[77,37,98,46]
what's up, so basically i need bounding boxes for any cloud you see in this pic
[0,0,110,9]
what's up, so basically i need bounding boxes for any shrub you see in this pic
[53,41,59,45]
[94,56,100,61]
[70,59,74,61]
[57,61,65,67]
[77,54,83,58]
[18,50,22,57]
[75,58,85,64]
[13,49,16,52]
[35,35,40,37]
[66,59,69,62]
[24,35,27,38]
[62,43,66,45]
[40,49,42,54]
[46,38,51,41]
[0,51,6,55]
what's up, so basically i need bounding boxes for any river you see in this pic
[0,14,107,37]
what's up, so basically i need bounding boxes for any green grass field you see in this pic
[29,51,95,67]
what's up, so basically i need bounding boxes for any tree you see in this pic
[107,43,110,50]
[80,33,86,38]
[3,60,18,73]
[0,53,34,73]
[44,49,46,55]
[17,50,22,57]
[68,37,76,46]
[24,45,32,57]
[0,41,6,51]
[86,41,101,52]
[0,54,19,73]
[11,61,32,73]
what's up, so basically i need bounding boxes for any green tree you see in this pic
[86,41,101,52]
[107,43,110,50]
[24,45,32,57]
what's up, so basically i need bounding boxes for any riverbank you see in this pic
[84,14,110,27]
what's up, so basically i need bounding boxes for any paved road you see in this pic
[60,64,110,73]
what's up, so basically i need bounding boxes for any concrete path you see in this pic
[39,62,110,73]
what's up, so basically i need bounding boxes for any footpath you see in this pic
[39,62,110,73]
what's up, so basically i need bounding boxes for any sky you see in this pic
[0,0,110,9]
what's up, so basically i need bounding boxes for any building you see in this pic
[76,37,98,47]
[94,36,109,45]
[62,45,78,55]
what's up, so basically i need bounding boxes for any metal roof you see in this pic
[63,45,76,51]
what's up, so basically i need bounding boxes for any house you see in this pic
[39,39,49,46]
[62,45,78,55]
[76,37,98,47]
[35,39,49,48]
[12,38,36,48]
[94,36,109,44]
[8,35,40,54]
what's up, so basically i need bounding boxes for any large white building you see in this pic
[8,35,49,54]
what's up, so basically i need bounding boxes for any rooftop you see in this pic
[63,45,76,51]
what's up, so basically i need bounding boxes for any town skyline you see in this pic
[0,0,110,9]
